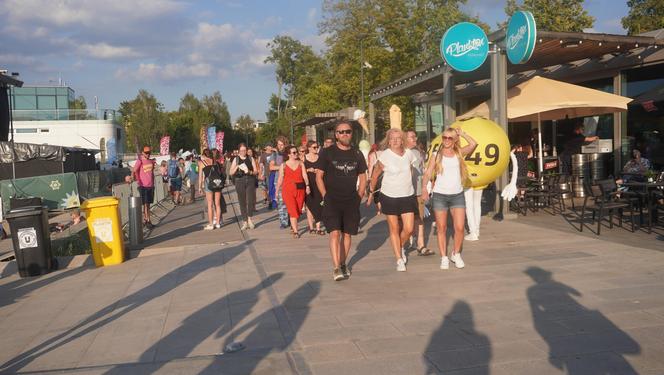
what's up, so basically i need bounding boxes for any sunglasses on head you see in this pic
[336,129,352,135]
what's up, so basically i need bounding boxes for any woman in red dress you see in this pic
[276,145,311,238]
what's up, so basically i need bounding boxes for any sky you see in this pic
[1,0,630,122]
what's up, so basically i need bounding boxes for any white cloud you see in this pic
[116,62,213,81]
[307,8,318,27]
[78,43,140,59]
[193,22,239,46]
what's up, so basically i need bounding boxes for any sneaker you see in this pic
[440,256,450,270]
[279,223,289,230]
[247,219,255,229]
[215,223,222,229]
[213,218,217,225]
[450,253,465,269]
[240,221,248,230]
[396,258,406,272]
[340,264,351,278]
[464,232,479,241]
[401,248,408,264]
[333,268,345,281]
[204,224,214,230]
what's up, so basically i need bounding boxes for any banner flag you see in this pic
[207,126,217,149]
[216,132,224,154]
[199,127,208,151]
[159,136,170,155]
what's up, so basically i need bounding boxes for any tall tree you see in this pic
[235,114,255,146]
[119,89,167,152]
[504,0,594,32]
[622,0,664,35]
[70,96,87,110]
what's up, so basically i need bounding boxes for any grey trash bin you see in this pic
[5,206,55,277]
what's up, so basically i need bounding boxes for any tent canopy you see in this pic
[458,76,632,122]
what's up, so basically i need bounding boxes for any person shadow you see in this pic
[347,221,389,270]
[423,301,491,374]
[199,281,320,374]
[525,267,641,374]
[102,273,284,374]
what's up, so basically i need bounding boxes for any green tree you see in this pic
[235,114,256,146]
[504,0,594,32]
[119,90,167,152]
[70,96,87,110]
[622,0,664,35]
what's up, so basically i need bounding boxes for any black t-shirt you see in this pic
[318,144,368,200]
[563,133,586,155]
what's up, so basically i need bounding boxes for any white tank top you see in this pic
[432,155,463,194]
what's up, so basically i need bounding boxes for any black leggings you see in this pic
[235,176,256,221]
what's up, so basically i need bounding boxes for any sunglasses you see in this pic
[442,136,455,141]
[311,145,319,149]
[290,151,298,155]
[336,129,352,135]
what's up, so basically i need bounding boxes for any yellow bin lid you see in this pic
[80,196,119,210]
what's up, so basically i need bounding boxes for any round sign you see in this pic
[440,22,489,72]
[426,118,510,188]
[506,11,537,64]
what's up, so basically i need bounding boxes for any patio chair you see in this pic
[523,175,558,214]
[579,179,635,235]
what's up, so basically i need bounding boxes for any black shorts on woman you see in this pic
[380,194,417,215]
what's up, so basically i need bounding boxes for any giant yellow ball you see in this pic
[426,117,510,188]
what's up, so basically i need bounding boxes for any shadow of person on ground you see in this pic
[198,281,320,374]
[347,221,390,269]
[102,272,284,375]
[423,301,491,374]
[0,266,89,308]
[525,266,640,374]
[0,240,252,374]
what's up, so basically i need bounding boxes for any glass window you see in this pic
[16,128,38,133]
[37,95,56,109]
[430,104,443,136]
[13,87,35,95]
[14,95,37,110]
[36,87,56,95]
[56,95,69,109]
[56,87,68,95]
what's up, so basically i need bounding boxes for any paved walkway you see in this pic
[1,187,664,374]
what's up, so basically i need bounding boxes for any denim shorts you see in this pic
[431,192,466,211]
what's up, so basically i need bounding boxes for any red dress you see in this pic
[282,163,306,218]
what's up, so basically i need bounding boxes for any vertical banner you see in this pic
[106,138,117,164]
[159,136,170,156]
[216,132,224,154]
[300,133,307,146]
[207,126,217,149]
[199,126,208,151]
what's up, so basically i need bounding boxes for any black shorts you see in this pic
[322,195,361,235]
[139,186,154,205]
[380,194,417,216]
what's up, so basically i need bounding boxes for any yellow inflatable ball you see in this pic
[426,117,510,188]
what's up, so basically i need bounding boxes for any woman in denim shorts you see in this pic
[423,127,477,270]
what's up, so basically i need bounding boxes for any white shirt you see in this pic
[432,154,463,194]
[378,148,417,198]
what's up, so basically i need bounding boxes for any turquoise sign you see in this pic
[440,22,489,72]
[506,11,537,64]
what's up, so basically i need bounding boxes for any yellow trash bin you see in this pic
[80,197,125,267]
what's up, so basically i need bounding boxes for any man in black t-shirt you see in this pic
[316,121,367,281]
[560,124,599,174]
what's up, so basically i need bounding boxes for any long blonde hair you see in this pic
[432,128,469,186]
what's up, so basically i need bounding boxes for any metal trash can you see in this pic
[128,195,143,251]
[5,206,54,277]
[80,197,124,267]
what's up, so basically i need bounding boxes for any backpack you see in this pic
[168,159,180,178]
[206,163,225,191]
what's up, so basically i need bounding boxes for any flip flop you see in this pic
[417,246,434,256]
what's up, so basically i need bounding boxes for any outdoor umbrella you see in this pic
[457,75,632,175]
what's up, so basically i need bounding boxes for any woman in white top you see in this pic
[423,127,477,270]
[369,129,418,272]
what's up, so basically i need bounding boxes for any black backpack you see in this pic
[206,163,225,191]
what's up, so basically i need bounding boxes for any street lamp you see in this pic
[360,39,372,111]
[290,105,296,144]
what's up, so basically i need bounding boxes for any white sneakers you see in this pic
[401,248,408,264]
[248,218,255,229]
[240,221,248,230]
[464,232,479,241]
[396,258,407,272]
[204,224,214,230]
[440,253,465,269]
[215,223,221,229]
[450,253,465,268]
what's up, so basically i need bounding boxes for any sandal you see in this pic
[317,229,326,235]
[417,246,434,256]
[292,230,300,239]
[309,229,317,235]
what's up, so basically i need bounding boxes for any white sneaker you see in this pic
[440,256,450,270]
[204,224,214,230]
[401,248,408,264]
[247,218,255,229]
[464,232,479,241]
[215,223,222,229]
[213,218,217,225]
[396,258,406,272]
[450,253,465,269]
[240,221,248,230]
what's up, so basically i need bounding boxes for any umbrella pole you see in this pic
[537,113,544,182]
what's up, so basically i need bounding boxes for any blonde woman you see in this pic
[369,129,418,272]
[422,127,477,270]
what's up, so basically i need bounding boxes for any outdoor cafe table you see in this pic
[623,180,664,233]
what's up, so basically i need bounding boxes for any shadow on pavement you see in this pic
[102,272,285,375]
[525,266,641,374]
[424,301,491,374]
[348,221,389,269]
[0,240,252,374]
[0,266,89,308]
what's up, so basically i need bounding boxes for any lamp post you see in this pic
[359,38,373,112]
[289,105,296,144]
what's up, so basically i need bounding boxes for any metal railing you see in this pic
[11,109,121,122]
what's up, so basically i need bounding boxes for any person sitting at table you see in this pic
[620,149,651,183]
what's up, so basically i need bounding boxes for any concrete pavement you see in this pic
[1,187,664,374]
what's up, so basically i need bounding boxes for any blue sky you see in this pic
[1,0,629,122]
